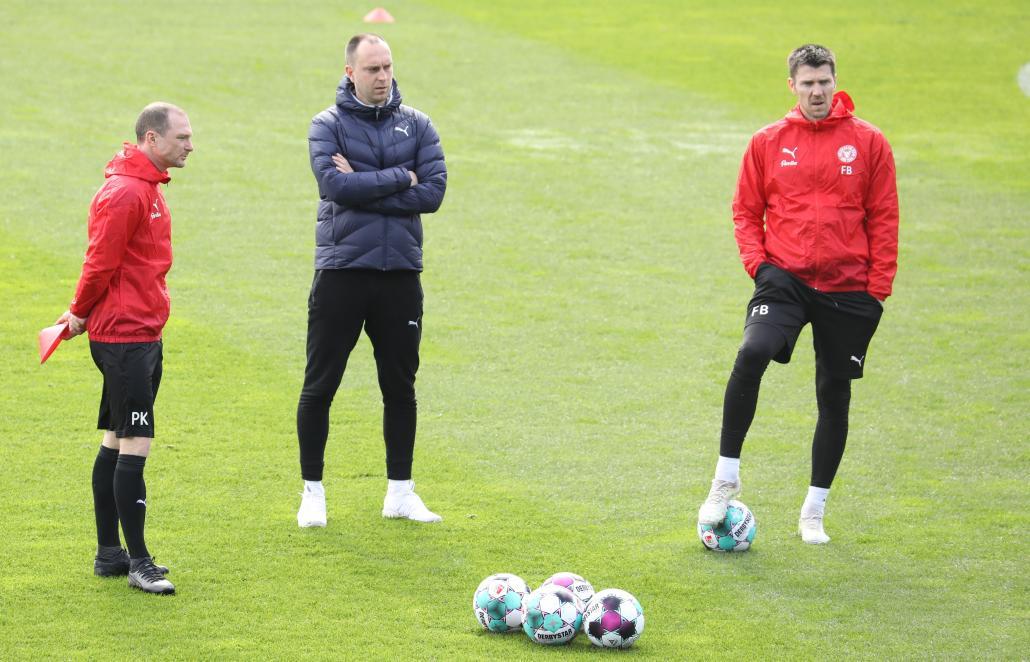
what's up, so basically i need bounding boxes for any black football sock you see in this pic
[114,454,150,559]
[91,445,121,548]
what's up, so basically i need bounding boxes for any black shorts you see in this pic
[744,263,883,379]
[90,341,163,438]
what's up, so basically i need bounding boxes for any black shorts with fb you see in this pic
[90,341,163,438]
[744,263,883,379]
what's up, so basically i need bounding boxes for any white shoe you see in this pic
[382,481,442,523]
[297,489,327,528]
[697,479,741,525]
[798,514,830,544]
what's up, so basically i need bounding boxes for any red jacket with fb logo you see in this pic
[732,92,899,300]
[70,143,173,342]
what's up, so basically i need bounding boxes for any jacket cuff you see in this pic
[397,166,413,190]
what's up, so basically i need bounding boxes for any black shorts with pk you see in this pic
[745,263,883,379]
[89,340,163,438]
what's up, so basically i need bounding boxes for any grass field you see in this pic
[1,0,1027,658]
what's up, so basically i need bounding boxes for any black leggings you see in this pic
[297,270,423,482]
[719,323,851,488]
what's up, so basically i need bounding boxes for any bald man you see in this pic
[58,102,193,594]
[296,34,448,528]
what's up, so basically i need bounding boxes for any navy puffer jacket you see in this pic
[308,77,447,271]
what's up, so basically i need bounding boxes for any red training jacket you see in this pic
[732,91,899,300]
[70,143,173,342]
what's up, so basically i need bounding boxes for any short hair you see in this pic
[135,102,183,142]
[346,33,387,66]
[787,44,836,78]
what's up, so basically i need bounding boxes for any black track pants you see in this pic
[297,269,423,481]
[719,323,784,459]
[719,323,852,488]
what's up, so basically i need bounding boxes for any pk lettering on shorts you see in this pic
[131,411,150,426]
[751,304,769,317]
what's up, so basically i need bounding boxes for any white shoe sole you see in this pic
[128,577,176,595]
[382,508,442,523]
[697,511,727,527]
[798,524,830,544]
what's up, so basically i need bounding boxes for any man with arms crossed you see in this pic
[58,102,193,593]
[296,34,447,527]
[697,45,899,544]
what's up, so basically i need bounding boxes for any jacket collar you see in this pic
[104,143,171,184]
[785,91,855,127]
[335,77,403,117]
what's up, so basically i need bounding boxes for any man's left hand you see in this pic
[332,153,353,174]
[56,310,87,337]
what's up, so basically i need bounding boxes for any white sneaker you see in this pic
[697,479,741,525]
[382,481,442,523]
[297,489,327,528]
[798,514,830,544]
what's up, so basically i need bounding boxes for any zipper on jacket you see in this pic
[811,126,821,290]
[382,206,389,270]
[377,112,389,270]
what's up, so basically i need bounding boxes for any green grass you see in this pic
[0,0,1026,658]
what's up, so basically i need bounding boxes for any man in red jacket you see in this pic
[56,102,193,593]
[697,45,899,544]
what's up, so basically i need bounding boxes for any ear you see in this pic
[345,64,354,78]
[787,76,797,96]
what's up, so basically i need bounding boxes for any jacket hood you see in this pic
[786,91,854,126]
[335,77,403,116]
[104,143,171,184]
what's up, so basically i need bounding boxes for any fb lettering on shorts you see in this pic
[751,304,769,317]
[131,411,150,426]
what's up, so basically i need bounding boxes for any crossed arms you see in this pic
[308,114,447,216]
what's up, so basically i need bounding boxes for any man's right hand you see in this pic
[56,310,87,337]
[408,170,418,187]
[332,153,354,174]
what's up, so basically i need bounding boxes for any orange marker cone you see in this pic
[363,7,395,23]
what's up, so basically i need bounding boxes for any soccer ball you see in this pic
[541,571,595,606]
[697,499,757,552]
[473,573,531,632]
[522,585,583,645]
[583,588,645,648]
